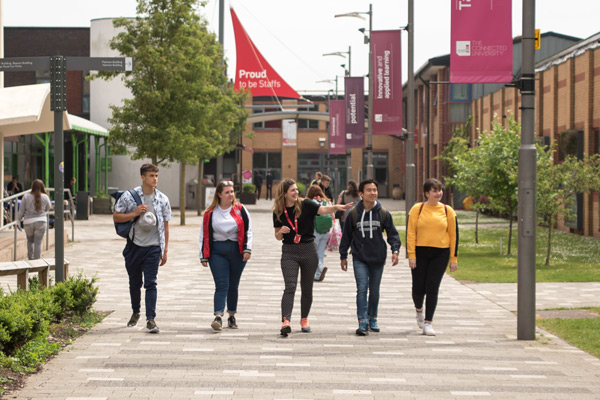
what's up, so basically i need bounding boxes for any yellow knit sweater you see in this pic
[407,202,458,263]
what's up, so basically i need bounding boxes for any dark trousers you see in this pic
[256,185,262,200]
[280,242,318,321]
[208,240,247,315]
[411,246,450,322]
[123,241,161,320]
[266,184,273,200]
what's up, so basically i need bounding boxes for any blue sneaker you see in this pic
[356,320,369,336]
[369,318,380,332]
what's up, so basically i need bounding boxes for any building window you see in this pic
[298,104,319,130]
[450,84,471,102]
[252,107,282,129]
[449,103,470,123]
[253,152,282,181]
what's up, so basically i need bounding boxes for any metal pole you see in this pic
[405,0,416,215]
[51,55,65,282]
[366,4,374,180]
[216,0,225,182]
[517,0,536,340]
[348,46,352,76]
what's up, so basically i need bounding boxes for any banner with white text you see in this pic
[371,30,403,135]
[450,0,513,83]
[231,8,300,98]
[328,100,346,155]
[344,77,365,148]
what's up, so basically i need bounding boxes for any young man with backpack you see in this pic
[339,179,401,336]
[113,164,172,333]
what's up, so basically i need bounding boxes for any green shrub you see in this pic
[0,272,98,355]
[63,273,98,315]
[242,183,256,193]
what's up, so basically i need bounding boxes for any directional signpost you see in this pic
[0,56,133,282]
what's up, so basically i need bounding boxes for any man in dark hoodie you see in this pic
[340,179,401,336]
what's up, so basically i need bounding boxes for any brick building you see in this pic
[403,32,600,239]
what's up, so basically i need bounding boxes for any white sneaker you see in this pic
[423,322,436,336]
[416,310,425,329]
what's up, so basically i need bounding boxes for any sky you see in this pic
[3,0,600,94]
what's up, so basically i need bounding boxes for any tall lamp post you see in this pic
[335,4,374,180]
[323,46,352,77]
[405,0,416,221]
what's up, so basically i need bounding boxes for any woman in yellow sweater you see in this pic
[407,178,458,336]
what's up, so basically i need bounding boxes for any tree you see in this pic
[438,116,487,244]
[474,115,520,255]
[537,146,600,265]
[96,0,248,224]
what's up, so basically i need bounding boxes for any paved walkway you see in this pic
[4,199,600,399]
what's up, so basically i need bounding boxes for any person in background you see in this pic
[306,185,333,282]
[6,176,23,195]
[253,171,263,200]
[318,175,333,201]
[273,178,353,336]
[340,179,401,336]
[16,179,52,260]
[199,180,252,331]
[406,178,459,336]
[265,170,274,201]
[336,180,361,232]
[309,171,322,188]
[114,164,172,334]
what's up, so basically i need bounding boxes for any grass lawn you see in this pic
[536,308,600,359]
[450,225,600,283]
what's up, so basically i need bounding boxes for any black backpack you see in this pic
[110,189,142,239]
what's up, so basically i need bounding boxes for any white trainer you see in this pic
[423,322,436,336]
[416,310,425,329]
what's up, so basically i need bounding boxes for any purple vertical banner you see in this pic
[328,100,346,155]
[450,0,513,83]
[344,76,365,148]
[371,30,402,135]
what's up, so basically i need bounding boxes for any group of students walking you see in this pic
[115,164,459,337]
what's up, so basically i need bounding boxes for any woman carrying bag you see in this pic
[273,178,353,336]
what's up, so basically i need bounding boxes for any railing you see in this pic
[0,188,75,262]
[46,188,76,245]
[0,190,32,261]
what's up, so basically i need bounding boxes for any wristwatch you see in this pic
[393,251,399,255]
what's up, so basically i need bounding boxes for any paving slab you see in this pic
[2,199,599,399]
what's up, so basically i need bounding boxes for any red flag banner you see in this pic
[328,100,345,155]
[230,8,300,98]
[344,77,365,148]
[450,0,513,83]
[371,30,402,135]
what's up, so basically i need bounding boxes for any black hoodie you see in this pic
[339,200,401,265]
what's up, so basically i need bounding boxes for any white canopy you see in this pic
[0,83,70,137]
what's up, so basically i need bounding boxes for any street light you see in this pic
[335,4,374,180]
[316,79,339,98]
[323,46,352,77]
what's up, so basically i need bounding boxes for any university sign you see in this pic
[450,0,513,83]
[230,8,300,99]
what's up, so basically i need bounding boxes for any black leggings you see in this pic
[411,246,450,322]
[280,242,319,322]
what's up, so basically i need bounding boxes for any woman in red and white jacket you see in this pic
[199,181,252,331]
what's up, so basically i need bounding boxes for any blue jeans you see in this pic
[209,241,247,315]
[314,231,329,266]
[352,258,384,322]
[123,241,161,321]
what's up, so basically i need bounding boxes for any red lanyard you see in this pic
[283,207,298,233]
